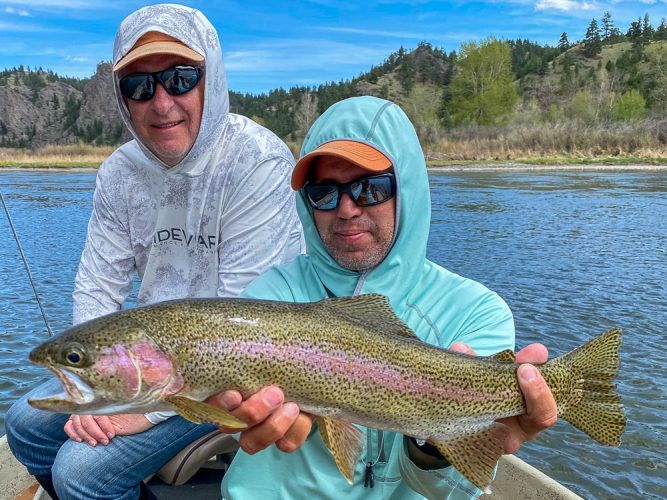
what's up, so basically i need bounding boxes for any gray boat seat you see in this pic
[155,431,239,486]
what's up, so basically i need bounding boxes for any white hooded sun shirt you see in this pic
[72,5,303,372]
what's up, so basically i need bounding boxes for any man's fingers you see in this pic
[230,386,284,427]
[66,415,103,446]
[238,402,300,455]
[515,343,548,365]
[206,390,243,412]
[275,411,315,453]
[79,415,111,444]
[516,364,558,437]
[92,416,116,440]
[63,419,81,442]
[450,342,476,356]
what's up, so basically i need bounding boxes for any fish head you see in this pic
[28,313,184,414]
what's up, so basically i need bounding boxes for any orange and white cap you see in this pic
[291,140,392,190]
[113,31,204,72]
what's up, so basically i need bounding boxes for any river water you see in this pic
[1,169,665,499]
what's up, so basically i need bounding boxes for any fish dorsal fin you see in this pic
[316,416,364,484]
[431,422,511,494]
[320,294,418,340]
[164,396,247,430]
[487,349,516,363]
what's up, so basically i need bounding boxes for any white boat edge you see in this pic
[0,435,582,499]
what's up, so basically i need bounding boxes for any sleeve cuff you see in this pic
[144,411,178,425]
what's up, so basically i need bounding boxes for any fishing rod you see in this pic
[0,191,54,337]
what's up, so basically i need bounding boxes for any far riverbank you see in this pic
[3,162,667,173]
[3,144,667,172]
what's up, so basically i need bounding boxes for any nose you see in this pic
[336,193,363,219]
[150,83,175,114]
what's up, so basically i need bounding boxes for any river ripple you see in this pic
[428,170,667,499]
[1,169,665,498]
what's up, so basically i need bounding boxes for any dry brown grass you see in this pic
[424,118,667,164]
[0,144,113,167]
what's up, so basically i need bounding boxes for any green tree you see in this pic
[405,86,442,145]
[558,32,569,53]
[628,18,643,49]
[656,18,667,41]
[542,103,565,123]
[642,13,655,44]
[379,83,389,99]
[447,38,517,126]
[583,19,602,57]
[569,90,596,123]
[613,89,646,121]
[602,12,614,42]
[638,43,667,111]
[398,58,415,93]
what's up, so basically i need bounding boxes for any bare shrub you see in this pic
[432,118,667,161]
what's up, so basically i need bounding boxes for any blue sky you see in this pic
[1,1,667,94]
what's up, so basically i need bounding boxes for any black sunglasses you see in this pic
[305,173,396,211]
[119,65,203,101]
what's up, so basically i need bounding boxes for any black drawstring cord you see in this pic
[364,431,384,488]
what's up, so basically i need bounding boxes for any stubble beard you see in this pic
[318,218,394,271]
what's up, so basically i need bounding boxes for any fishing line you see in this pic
[1,191,54,337]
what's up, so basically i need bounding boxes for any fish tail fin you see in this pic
[546,327,626,446]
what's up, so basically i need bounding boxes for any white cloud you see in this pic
[5,6,30,16]
[535,0,596,11]
[65,55,90,62]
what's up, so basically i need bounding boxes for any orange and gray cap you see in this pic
[291,140,392,190]
[113,31,204,72]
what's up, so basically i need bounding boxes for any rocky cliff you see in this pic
[0,63,128,148]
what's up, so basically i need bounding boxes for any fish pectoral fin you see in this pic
[487,349,516,363]
[431,422,511,495]
[164,396,247,430]
[316,417,364,484]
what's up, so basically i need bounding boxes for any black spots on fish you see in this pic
[434,422,511,493]
[545,328,625,447]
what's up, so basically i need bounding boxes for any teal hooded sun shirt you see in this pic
[223,96,515,499]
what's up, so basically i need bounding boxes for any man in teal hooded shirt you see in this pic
[209,96,557,498]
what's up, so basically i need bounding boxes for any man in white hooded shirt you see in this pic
[6,4,303,499]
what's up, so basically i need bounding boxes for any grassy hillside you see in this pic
[4,11,667,163]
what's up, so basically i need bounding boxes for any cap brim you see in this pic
[113,41,204,72]
[291,140,392,190]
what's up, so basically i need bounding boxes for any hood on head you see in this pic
[112,4,229,174]
[296,96,430,304]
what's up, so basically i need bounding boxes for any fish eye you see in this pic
[62,345,87,367]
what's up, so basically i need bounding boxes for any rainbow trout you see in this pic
[28,294,625,492]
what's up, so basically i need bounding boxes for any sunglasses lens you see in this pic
[160,66,200,96]
[119,67,201,101]
[306,185,339,210]
[306,174,395,211]
[358,176,393,205]
[119,74,155,101]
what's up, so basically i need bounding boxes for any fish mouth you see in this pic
[29,367,96,408]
